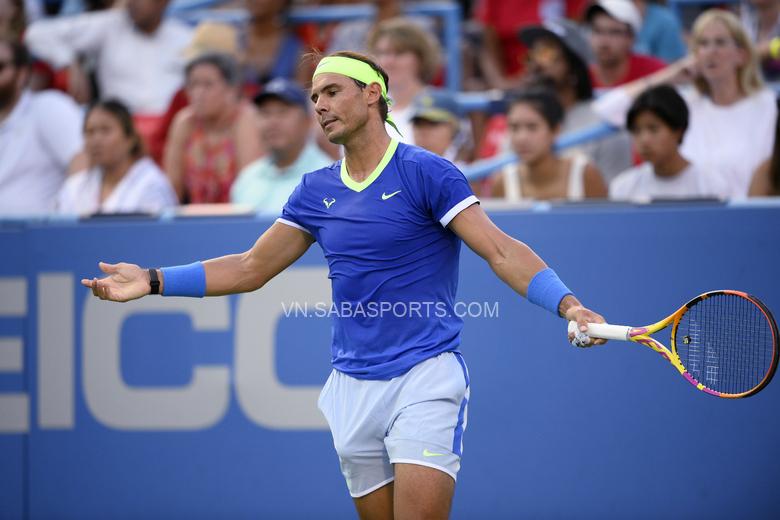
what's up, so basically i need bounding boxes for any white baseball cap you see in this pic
[585,0,643,35]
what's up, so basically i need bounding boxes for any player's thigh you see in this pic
[353,481,394,520]
[393,462,454,520]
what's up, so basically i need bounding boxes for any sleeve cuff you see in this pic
[439,195,480,227]
[276,217,312,235]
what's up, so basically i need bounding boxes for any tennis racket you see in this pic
[568,290,779,398]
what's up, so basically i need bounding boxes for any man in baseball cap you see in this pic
[410,89,463,163]
[585,0,665,88]
[230,78,331,213]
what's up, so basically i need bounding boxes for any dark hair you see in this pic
[329,50,391,122]
[185,52,240,87]
[0,37,31,68]
[507,88,565,129]
[85,99,145,159]
[626,84,689,143]
[769,100,780,195]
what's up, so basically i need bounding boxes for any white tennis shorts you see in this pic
[317,351,470,498]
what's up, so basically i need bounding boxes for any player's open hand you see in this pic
[81,262,149,302]
[565,305,607,347]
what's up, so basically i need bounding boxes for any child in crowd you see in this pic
[610,85,724,201]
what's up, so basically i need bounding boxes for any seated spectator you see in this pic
[367,17,442,142]
[164,53,264,204]
[585,0,666,88]
[594,9,777,198]
[610,85,723,201]
[241,0,314,94]
[25,0,192,116]
[519,19,633,182]
[492,89,607,201]
[741,0,780,80]
[230,78,331,214]
[410,88,467,166]
[57,100,177,215]
[147,21,241,165]
[750,100,780,196]
[0,38,84,215]
[634,0,687,63]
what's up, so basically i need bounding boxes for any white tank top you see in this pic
[501,152,588,201]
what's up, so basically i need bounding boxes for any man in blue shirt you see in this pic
[84,51,606,519]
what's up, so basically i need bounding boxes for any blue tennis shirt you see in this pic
[277,140,478,380]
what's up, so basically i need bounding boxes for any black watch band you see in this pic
[148,268,160,295]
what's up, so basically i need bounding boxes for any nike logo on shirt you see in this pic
[381,190,402,200]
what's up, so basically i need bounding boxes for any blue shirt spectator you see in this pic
[635,1,687,63]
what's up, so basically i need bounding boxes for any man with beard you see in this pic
[0,38,84,215]
[585,0,665,89]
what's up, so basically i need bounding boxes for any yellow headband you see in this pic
[313,56,402,136]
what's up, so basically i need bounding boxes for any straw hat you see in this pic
[182,22,240,61]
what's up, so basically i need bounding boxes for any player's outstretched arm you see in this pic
[82,222,315,302]
[448,204,606,344]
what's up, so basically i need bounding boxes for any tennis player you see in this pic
[83,51,606,519]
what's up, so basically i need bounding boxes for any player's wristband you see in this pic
[160,262,206,298]
[527,267,573,317]
[771,37,780,60]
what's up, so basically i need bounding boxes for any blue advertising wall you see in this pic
[1,203,779,519]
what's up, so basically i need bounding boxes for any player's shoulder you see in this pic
[395,142,462,177]
[299,160,340,187]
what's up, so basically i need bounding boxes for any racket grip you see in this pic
[568,321,631,341]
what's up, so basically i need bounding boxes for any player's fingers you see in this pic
[80,279,93,287]
[98,262,117,274]
[91,278,99,297]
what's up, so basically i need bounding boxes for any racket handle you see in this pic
[568,321,631,341]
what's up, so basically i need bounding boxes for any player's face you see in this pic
[589,14,633,68]
[257,98,310,154]
[84,108,136,169]
[310,72,370,144]
[507,102,556,165]
[186,63,236,120]
[629,111,681,166]
[412,119,456,157]
[693,20,745,87]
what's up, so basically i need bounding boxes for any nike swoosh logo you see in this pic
[422,449,446,457]
[381,190,402,200]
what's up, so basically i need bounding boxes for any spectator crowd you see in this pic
[1,0,779,217]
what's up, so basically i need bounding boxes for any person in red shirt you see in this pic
[585,0,666,89]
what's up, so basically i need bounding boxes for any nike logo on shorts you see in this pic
[423,448,446,457]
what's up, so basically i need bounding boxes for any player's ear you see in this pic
[364,82,383,106]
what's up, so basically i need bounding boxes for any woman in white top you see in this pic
[594,9,777,199]
[57,100,177,215]
[492,89,607,201]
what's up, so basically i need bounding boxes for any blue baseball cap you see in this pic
[254,78,310,111]
[410,89,460,125]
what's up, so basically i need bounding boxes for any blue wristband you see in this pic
[161,262,206,298]
[527,267,573,316]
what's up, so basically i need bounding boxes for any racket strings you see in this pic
[675,294,776,395]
